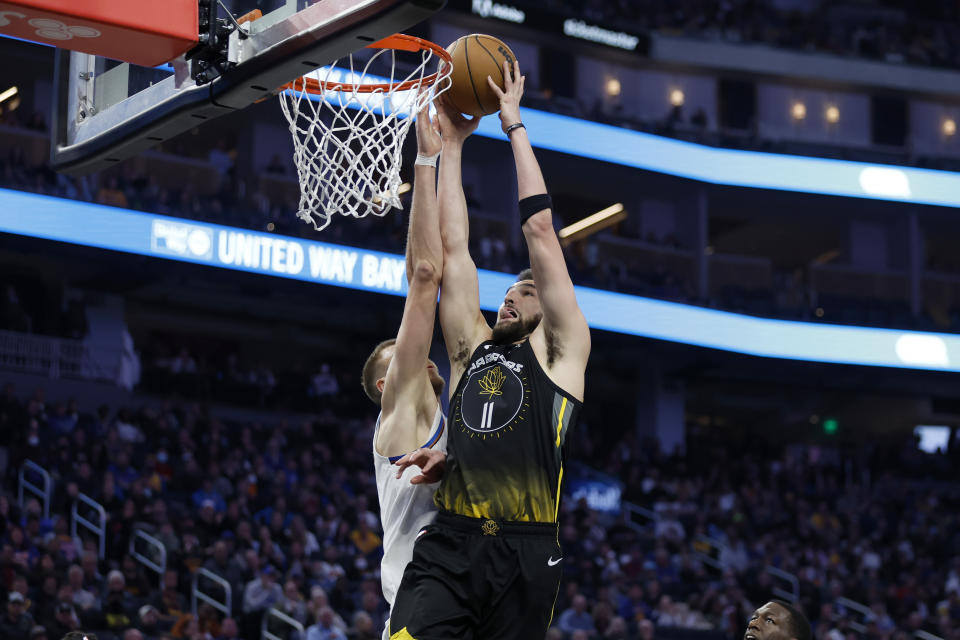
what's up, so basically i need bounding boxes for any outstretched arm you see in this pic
[435,100,491,386]
[489,62,591,395]
[403,102,442,285]
[377,105,443,455]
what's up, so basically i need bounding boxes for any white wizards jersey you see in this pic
[373,404,447,608]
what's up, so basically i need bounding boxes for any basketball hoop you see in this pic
[278,34,452,231]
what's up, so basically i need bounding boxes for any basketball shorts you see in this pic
[388,511,563,640]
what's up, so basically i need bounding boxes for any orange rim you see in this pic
[281,34,452,94]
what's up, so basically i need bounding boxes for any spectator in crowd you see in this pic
[151,569,187,628]
[215,616,240,640]
[306,606,347,640]
[637,618,654,640]
[202,540,244,600]
[79,551,104,594]
[348,518,380,560]
[1,591,36,640]
[309,363,340,398]
[242,565,283,630]
[44,601,80,639]
[102,570,137,632]
[280,579,308,625]
[346,611,377,640]
[136,604,166,637]
[67,565,98,614]
[557,593,596,636]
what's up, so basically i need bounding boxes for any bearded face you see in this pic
[492,281,542,344]
[492,311,542,344]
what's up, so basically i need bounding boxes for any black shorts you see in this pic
[388,511,564,640]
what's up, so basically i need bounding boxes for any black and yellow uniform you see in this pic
[437,338,578,521]
[389,339,581,640]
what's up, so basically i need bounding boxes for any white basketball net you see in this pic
[278,41,451,231]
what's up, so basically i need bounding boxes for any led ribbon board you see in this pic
[1,188,958,371]
[476,109,960,208]
[298,66,960,208]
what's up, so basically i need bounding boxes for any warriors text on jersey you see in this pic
[434,339,581,523]
[373,404,447,606]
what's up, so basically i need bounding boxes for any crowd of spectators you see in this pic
[0,373,957,640]
[573,424,960,640]
[0,379,387,640]
[529,0,960,70]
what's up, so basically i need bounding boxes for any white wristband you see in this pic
[415,152,440,167]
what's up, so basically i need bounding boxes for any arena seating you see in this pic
[0,379,957,639]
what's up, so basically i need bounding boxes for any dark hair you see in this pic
[516,268,534,282]
[771,600,811,640]
[361,339,396,404]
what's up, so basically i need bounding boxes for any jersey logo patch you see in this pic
[478,367,505,398]
[481,519,500,536]
[456,363,529,436]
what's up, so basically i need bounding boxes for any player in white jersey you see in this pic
[360,101,448,637]
[372,404,446,606]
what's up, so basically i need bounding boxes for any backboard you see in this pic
[50,0,444,175]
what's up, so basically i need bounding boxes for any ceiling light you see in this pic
[0,86,18,104]
[605,77,621,98]
[558,203,626,246]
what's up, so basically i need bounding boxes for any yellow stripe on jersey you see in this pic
[554,465,564,520]
[390,627,417,640]
[555,397,568,447]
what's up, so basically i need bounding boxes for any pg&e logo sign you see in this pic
[0,11,101,41]
[151,220,214,261]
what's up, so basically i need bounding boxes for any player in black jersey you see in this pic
[388,60,591,640]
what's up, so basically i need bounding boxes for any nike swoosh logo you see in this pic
[547,556,562,566]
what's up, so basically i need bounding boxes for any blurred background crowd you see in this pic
[0,380,957,640]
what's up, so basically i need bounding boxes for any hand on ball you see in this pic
[435,96,481,145]
[487,60,525,135]
[415,96,442,157]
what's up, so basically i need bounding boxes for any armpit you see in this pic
[546,328,563,367]
[452,338,472,366]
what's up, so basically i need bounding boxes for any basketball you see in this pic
[444,34,518,117]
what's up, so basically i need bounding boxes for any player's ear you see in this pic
[376,378,385,394]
